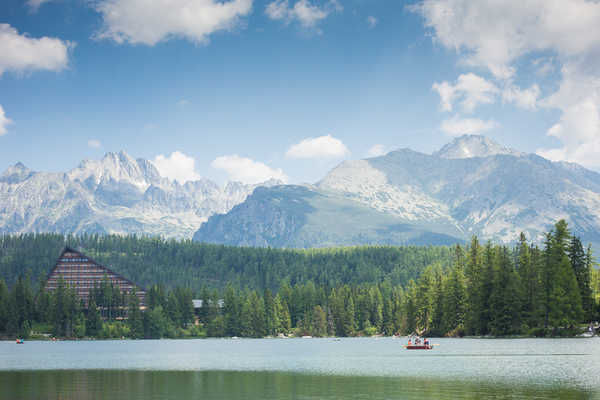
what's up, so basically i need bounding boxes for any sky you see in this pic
[1,0,600,185]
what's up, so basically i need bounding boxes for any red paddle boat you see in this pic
[404,335,434,350]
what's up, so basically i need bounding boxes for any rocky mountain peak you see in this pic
[0,162,34,183]
[68,150,161,189]
[434,135,523,159]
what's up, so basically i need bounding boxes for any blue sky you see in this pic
[1,0,599,184]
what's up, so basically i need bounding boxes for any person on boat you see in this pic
[424,338,429,347]
[408,337,412,346]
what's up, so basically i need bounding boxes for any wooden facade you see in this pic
[45,247,145,305]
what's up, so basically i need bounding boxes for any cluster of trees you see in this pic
[0,233,453,291]
[0,221,599,339]
[189,221,600,338]
[206,283,406,338]
[404,221,599,336]
[0,276,196,339]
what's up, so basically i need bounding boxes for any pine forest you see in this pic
[0,220,598,339]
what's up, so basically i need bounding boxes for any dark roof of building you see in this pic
[47,246,147,292]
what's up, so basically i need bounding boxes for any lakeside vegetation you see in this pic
[0,233,453,291]
[0,220,599,339]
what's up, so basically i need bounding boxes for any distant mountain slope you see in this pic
[0,151,280,239]
[194,135,600,247]
[193,185,465,247]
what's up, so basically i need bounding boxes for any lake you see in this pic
[1,337,599,399]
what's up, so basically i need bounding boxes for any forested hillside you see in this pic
[0,221,599,339]
[0,234,454,291]
[0,221,600,338]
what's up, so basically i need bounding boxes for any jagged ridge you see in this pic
[0,151,281,239]
[194,136,600,248]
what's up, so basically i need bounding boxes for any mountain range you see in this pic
[3,135,600,248]
[193,135,600,248]
[0,151,280,239]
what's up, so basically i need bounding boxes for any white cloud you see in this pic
[94,0,253,46]
[0,105,13,136]
[177,99,190,107]
[265,0,341,28]
[413,0,600,80]
[432,73,499,113]
[286,134,350,159]
[433,73,540,111]
[502,84,540,110]
[366,144,387,158]
[211,155,288,184]
[415,0,600,168]
[27,0,52,11]
[537,64,600,167]
[0,24,72,76]
[440,116,497,137]
[367,16,378,29]
[87,139,102,149]
[152,151,202,184]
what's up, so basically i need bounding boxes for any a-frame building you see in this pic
[45,247,145,305]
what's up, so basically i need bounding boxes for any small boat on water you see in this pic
[404,344,433,350]
[16,339,24,344]
[404,335,433,350]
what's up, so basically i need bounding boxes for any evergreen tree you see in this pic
[146,285,165,311]
[127,292,144,339]
[240,294,254,337]
[52,278,68,337]
[86,298,103,337]
[415,267,436,333]
[249,291,266,338]
[404,280,418,334]
[73,312,86,338]
[180,288,195,327]
[569,238,593,321]
[382,297,395,336]
[441,264,467,336]
[197,287,210,324]
[223,285,240,336]
[144,305,168,339]
[464,237,484,335]
[488,247,522,335]
[342,293,356,336]
[516,233,539,329]
[166,291,182,328]
[277,295,291,334]
[0,279,8,333]
[207,315,225,337]
[264,289,279,336]
[311,305,327,337]
[543,221,584,331]
[9,275,34,337]
[429,268,445,336]
[549,255,583,329]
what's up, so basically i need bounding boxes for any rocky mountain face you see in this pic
[0,151,280,239]
[433,134,524,159]
[193,185,463,247]
[4,135,600,248]
[194,135,600,248]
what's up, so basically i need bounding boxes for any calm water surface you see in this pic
[1,337,599,399]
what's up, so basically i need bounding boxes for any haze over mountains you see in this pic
[2,135,600,248]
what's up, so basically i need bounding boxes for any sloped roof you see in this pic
[47,246,146,292]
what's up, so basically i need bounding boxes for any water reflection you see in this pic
[0,370,596,400]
